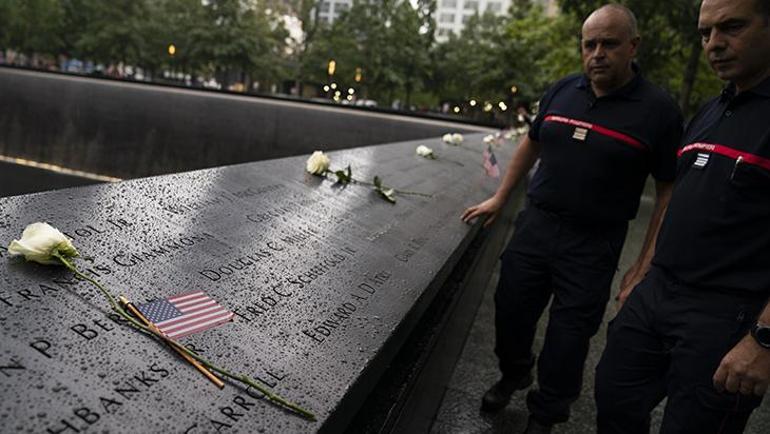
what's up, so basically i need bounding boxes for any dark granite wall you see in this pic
[0,133,517,433]
[0,67,492,179]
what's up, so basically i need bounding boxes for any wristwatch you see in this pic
[750,322,770,349]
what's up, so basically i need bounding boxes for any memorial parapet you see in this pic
[0,133,515,433]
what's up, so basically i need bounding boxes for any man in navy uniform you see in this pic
[595,0,770,432]
[462,4,683,433]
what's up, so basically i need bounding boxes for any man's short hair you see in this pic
[594,3,639,38]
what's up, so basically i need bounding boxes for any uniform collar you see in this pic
[577,63,643,101]
[748,75,770,97]
[721,75,770,101]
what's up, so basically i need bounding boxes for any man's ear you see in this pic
[630,36,641,56]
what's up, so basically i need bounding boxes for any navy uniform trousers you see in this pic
[495,204,627,424]
[595,266,766,434]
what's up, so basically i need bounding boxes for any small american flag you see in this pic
[483,145,500,178]
[136,291,234,339]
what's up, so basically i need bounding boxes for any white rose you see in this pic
[8,222,79,265]
[416,145,434,158]
[442,133,463,145]
[483,134,495,144]
[306,151,331,175]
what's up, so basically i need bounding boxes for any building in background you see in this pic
[307,0,558,41]
[315,0,352,24]
[435,0,558,42]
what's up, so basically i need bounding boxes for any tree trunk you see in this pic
[679,38,702,114]
[405,81,412,108]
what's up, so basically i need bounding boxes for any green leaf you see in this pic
[333,165,353,184]
[373,176,382,188]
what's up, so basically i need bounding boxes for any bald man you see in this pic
[595,0,770,432]
[462,5,683,432]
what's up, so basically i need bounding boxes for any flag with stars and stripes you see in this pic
[136,291,234,339]
[483,145,500,178]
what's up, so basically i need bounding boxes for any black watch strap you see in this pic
[751,322,770,349]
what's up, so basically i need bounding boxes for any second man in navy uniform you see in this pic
[595,0,770,432]
[462,4,683,433]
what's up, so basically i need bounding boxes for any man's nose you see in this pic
[703,28,727,53]
[591,44,607,58]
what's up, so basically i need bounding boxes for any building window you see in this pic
[319,1,330,12]
[462,14,473,23]
[441,0,457,8]
[464,0,479,10]
[487,1,502,12]
[439,13,455,23]
[437,28,450,37]
[336,3,349,12]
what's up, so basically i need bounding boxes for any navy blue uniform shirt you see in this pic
[528,69,683,223]
[654,77,770,294]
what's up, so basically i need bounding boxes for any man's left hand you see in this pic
[713,334,770,396]
[616,265,643,308]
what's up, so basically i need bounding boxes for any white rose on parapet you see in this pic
[442,133,463,145]
[416,145,435,159]
[306,151,331,175]
[484,134,495,144]
[8,222,79,265]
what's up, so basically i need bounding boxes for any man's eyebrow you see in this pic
[582,37,621,43]
[719,18,749,26]
[700,17,749,30]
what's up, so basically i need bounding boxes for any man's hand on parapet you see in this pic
[713,334,770,396]
[461,196,504,228]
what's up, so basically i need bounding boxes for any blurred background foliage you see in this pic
[0,0,722,118]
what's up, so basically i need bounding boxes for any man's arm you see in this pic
[714,301,770,396]
[616,180,673,307]
[461,135,541,227]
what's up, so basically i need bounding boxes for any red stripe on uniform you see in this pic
[678,142,770,172]
[544,115,647,151]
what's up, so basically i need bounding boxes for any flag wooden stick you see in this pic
[118,295,225,389]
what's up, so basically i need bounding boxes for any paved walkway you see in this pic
[431,183,770,433]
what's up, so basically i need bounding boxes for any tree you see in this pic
[1,0,66,58]
[303,0,433,106]
[280,0,324,95]
[432,4,579,113]
[78,0,148,65]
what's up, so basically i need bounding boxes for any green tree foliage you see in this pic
[432,4,579,107]
[1,0,288,88]
[72,0,151,65]
[0,0,722,115]
[303,0,433,106]
[0,0,65,56]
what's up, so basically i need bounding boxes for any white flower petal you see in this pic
[7,222,78,265]
[416,145,434,157]
[306,151,331,175]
